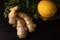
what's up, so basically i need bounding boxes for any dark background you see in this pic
[0,0,60,40]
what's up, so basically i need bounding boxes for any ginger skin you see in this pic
[8,6,36,38]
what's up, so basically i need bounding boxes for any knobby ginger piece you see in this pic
[8,6,19,27]
[17,18,28,38]
[18,13,36,32]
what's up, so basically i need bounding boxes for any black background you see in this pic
[0,0,60,40]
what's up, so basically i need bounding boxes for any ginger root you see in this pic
[8,6,36,38]
[18,13,36,32]
[8,6,19,27]
[17,18,28,38]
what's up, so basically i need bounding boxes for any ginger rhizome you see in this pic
[8,6,36,38]
[18,13,36,32]
[8,6,19,27]
[17,18,28,38]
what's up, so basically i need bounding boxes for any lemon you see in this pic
[41,0,49,1]
[37,1,57,18]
